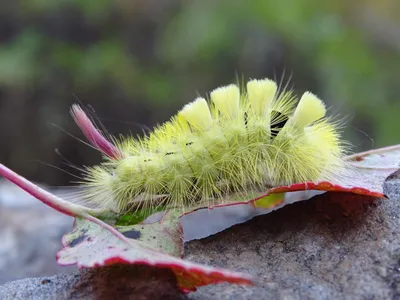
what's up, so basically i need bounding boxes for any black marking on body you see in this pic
[122,229,142,239]
[270,110,289,140]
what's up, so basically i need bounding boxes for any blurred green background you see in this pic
[0,0,399,186]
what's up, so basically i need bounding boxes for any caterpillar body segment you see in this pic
[77,78,347,213]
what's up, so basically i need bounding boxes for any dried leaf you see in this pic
[57,217,253,291]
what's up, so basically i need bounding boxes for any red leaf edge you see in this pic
[56,218,253,291]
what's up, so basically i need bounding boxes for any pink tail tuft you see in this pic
[70,105,123,159]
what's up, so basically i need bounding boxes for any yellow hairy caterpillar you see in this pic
[72,78,347,214]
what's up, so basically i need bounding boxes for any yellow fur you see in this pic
[79,78,348,213]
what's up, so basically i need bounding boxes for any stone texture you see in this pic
[1,170,400,299]
[0,180,76,284]
[186,170,400,299]
[0,265,184,300]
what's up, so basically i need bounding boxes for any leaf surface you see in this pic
[116,211,183,257]
[57,217,253,291]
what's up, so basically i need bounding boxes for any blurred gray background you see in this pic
[0,0,399,186]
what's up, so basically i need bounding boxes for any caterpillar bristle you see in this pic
[210,84,240,118]
[246,79,277,117]
[75,78,350,214]
[291,92,326,128]
[179,97,212,131]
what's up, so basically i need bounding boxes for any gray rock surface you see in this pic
[186,170,400,299]
[1,171,400,299]
[0,265,184,300]
[0,180,76,284]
